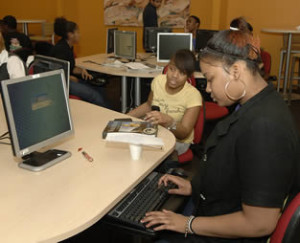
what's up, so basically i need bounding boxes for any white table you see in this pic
[17,19,46,36]
[261,28,300,95]
[0,98,175,242]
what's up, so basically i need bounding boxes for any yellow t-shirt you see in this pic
[151,74,202,144]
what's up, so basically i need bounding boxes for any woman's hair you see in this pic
[199,27,261,74]
[170,49,196,77]
[0,32,5,52]
[54,17,77,39]
[230,17,253,33]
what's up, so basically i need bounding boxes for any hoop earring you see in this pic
[224,80,246,101]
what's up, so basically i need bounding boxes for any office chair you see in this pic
[270,192,300,243]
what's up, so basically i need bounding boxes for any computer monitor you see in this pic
[144,27,172,53]
[195,29,219,52]
[114,30,136,61]
[157,33,193,63]
[1,70,74,171]
[31,55,70,93]
[106,27,118,54]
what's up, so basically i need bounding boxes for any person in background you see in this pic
[128,49,202,166]
[143,0,162,49]
[185,15,200,50]
[50,17,109,108]
[1,15,32,52]
[140,21,300,243]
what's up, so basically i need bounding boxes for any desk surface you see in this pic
[76,53,204,79]
[0,98,175,242]
[261,27,300,34]
[17,19,46,24]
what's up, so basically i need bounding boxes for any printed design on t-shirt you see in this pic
[154,98,185,115]
[9,38,22,51]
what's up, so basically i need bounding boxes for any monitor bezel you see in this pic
[1,69,74,159]
[195,29,219,52]
[157,32,193,63]
[106,27,118,54]
[114,30,137,61]
[144,27,172,53]
[33,55,70,94]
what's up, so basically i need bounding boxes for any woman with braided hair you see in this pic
[140,19,300,243]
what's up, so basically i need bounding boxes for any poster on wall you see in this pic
[104,0,190,27]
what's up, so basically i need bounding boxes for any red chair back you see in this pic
[270,192,300,243]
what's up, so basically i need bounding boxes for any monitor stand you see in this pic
[19,149,71,172]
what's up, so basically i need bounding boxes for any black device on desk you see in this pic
[103,171,178,236]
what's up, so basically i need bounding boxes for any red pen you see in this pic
[82,151,93,162]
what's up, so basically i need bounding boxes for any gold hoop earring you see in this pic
[224,80,246,101]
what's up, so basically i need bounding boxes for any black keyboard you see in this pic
[104,171,176,236]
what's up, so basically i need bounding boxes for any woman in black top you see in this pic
[141,20,300,243]
[51,17,107,107]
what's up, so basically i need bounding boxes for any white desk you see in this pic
[76,53,204,113]
[0,98,175,242]
[261,28,300,95]
[17,19,46,36]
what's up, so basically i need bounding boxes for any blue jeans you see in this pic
[69,80,109,108]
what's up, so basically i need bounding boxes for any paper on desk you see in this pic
[105,133,164,148]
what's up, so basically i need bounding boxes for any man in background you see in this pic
[1,15,32,52]
[143,0,162,49]
[185,15,200,50]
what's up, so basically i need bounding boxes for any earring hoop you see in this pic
[224,80,246,101]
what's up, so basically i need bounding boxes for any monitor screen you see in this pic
[1,70,74,171]
[31,55,70,93]
[114,30,136,61]
[144,27,172,53]
[106,27,118,54]
[157,33,193,63]
[195,29,218,52]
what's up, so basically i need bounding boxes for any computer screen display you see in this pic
[106,27,118,54]
[32,55,70,93]
[195,29,218,52]
[1,70,74,171]
[157,33,193,63]
[114,30,136,61]
[144,27,172,53]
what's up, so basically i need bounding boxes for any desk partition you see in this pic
[0,98,175,242]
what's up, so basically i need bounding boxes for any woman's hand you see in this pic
[81,69,93,80]
[144,111,173,127]
[141,209,187,233]
[159,174,192,196]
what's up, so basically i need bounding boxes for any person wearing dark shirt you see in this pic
[1,15,32,52]
[50,17,108,108]
[185,15,200,50]
[143,0,162,49]
[140,19,300,243]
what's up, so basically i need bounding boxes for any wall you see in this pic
[1,0,300,76]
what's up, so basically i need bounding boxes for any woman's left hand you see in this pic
[144,111,172,127]
[141,209,187,233]
[81,69,93,80]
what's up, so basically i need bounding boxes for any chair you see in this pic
[277,34,300,92]
[30,22,55,45]
[270,192,300,243]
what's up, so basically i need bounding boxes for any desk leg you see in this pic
[283,33,293,95]
[135,77,141,107]
[23,23,28,36]
[121,76,127,113]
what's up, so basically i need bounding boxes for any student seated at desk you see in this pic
[128,49,202,164]
[50,17,109,108]
[140,27,300,243]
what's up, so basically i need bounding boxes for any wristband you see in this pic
[184,215,195,238]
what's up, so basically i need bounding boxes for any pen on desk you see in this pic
[82,151,94,162]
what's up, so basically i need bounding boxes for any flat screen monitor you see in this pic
[144,27,172,53]
[114,30,136,61]
[157,33,193,63]
[106,27,118,54]
[31,55,70,93]
[1,69,74,171]
[195,29,218,52]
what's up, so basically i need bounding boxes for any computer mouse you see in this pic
[167,167,188,178]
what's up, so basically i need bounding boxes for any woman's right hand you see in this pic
[159,174,192,196]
